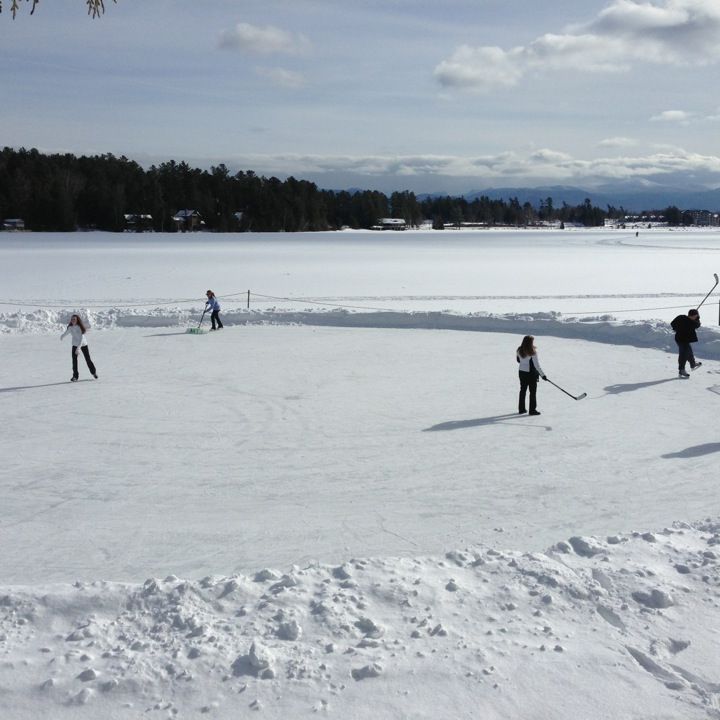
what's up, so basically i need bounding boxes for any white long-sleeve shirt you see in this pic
[61,325,88,347]
[516,351,544,377]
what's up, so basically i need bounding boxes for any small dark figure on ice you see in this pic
[516,335,548,415]
[671,309,702,378]
[205,290,223,331]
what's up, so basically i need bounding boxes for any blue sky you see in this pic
[2,0,720,193]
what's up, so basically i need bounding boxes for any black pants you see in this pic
[676,341,696,370]
[211,310,223,329]
[519,371,538,413]
[72,345,96,378]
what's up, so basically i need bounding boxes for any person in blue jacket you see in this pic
[205,290,223,330]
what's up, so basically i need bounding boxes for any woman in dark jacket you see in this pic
[671,309,701,378]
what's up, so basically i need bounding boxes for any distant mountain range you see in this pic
[456,184,720,212]
[327,180,720,213]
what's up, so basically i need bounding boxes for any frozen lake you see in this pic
[2,228,720,584]
[2,227,720,321]
[3,229,720,720]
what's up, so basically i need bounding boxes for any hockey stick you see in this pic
[545,378,587,401]
[697,273,718,310]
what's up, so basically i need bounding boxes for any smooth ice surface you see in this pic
[2,324,719,585]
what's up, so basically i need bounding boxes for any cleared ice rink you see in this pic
[2,322,719,584]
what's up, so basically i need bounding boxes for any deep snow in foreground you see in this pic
[2,521,720,719]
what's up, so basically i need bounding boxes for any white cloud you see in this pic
[255,67,306,89]
[219,22,311,55]
[434,45,525,89]
[220,148,720,185]
[598,136,638,148]
[529,149,574,164]
[435,0,720,91]
[584,0,720,64]
[650,110,693,122]
[649,107,720,123]
[524,33,630,73]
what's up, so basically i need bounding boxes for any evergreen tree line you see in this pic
[2,147,627,232]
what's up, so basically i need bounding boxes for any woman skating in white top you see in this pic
[516,335,547,415]
[60,314,98,382]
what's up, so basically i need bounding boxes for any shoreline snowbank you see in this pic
[2,519,719,718]
[3,306,720,359]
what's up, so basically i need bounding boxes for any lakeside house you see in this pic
[372,218,407,230]
[123,214,153,232]
[686,210,720,227]
[2,218,25,231]
[172,209,204,232]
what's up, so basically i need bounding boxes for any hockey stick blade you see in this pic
[697,273,719,309]
[575,392,587,400]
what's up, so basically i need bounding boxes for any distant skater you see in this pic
[516,335,547,415]
[205,290,223,330]
[60,314,98,382]
[671,308,701,378]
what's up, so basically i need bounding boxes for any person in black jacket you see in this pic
[516,335,548,415]
[671,309,702,378]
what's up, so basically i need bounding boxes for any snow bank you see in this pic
[2,520,719,719]
[3,305,719,359]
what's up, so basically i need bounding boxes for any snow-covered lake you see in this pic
[2,228,720,719]
[2,227,720,321]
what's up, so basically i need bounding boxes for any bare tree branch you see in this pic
[1,0,116,18]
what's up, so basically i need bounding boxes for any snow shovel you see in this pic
[186,308,208,334]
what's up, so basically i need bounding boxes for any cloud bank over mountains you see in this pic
[209,147,720,190]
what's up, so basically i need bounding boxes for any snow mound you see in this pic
[3,306,717,358]
[2,520,720,718]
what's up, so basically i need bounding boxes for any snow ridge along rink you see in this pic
[2,228,720,717]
